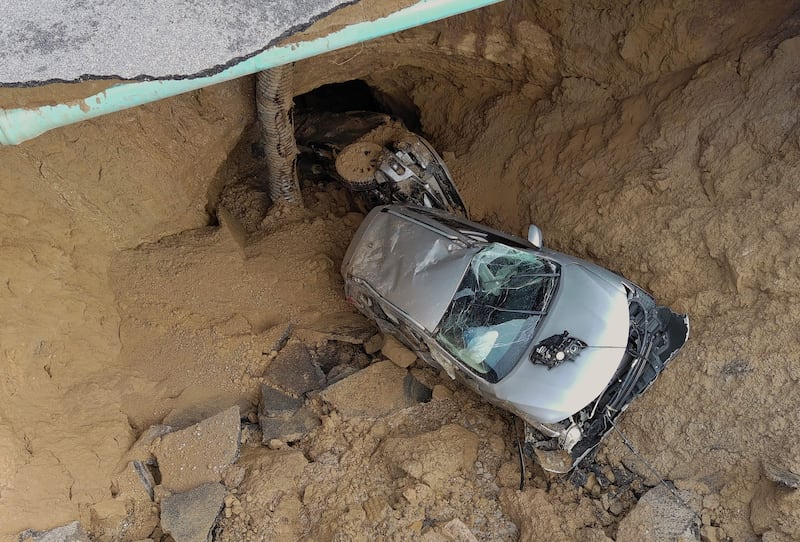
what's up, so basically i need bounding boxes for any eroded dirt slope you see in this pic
[1,1,799,540]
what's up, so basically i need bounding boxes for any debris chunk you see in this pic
[259,408,320,443]
[263,342,325,395]
[441,518,479,542]
[320,360,426,418]
[153,406,241,493]
[381,335,418,368]
[749,476,800,538]
[295,311,377,344]
[222,465,246,489]
[260,384,303,417]
[110,460,160,538]
[431,384,454,401]
[18,522,90,542]
[160,482,226,542]
[363,333,384,355]
[362,495,390,522]
[258,384,319,443]
[616,485,700,542]
[383,424,479,489]
[763,460,800,489]
[120,424,173,467]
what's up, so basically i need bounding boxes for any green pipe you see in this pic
[0,0,502,146]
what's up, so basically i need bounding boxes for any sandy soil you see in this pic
[2,1,800,540]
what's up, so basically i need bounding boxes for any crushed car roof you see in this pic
[0,0,353,85]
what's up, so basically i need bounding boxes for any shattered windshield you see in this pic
[436,243,559,383]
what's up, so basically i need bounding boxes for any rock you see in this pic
[153,406,242,493]
[118,460,156,501]
[160,482,226,542]
[18,522,90,542]
[263,342,325,395]
[440,518,478,542]
[362,495,390,522]
[584,472,599,493]
[431,384,454,401]
[420,532,449,542]
[321,360,409,417]
[259,407,320,443]
[108,461,160,539]
[325,364,359,385]
[749,478,800,538]
[260,384,303,417]
[258,383,319,442]
[363,333,384,354]
[381,335,418,368]
[402,483,433,506]
[295,311,378,344]
[699,525,721,542]
[238,449,308,502]
[763,460,800,489]
[119,424,173,467]
[222,465,246,489]
[383,424,479,489]
[576,528,615,542]
[162,399,246,428]
[616,485,700,542]
[497,460,521,489]
[761,530,797,542]
[702,494,720,510]
[609,498,625,516]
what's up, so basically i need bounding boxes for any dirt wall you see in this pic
[0,78,254,536]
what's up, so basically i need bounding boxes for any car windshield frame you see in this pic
[434,243,559,383]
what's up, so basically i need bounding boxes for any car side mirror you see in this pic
[527,224,543,249]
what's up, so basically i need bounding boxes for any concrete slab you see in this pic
[160,483,226,542]
[153,406,242,493]
[0,0,353,85]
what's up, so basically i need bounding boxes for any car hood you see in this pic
[342,209,480,331]
[493,262,631,423]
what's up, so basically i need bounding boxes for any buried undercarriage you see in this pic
[296,111,467,217]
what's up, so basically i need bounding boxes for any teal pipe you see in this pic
[0,0,502,145]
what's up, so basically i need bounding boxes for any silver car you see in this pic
[342,205,689,472]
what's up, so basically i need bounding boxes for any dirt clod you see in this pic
[381,335,419,368]
[320,360,418,418]
[616,485,700,542]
